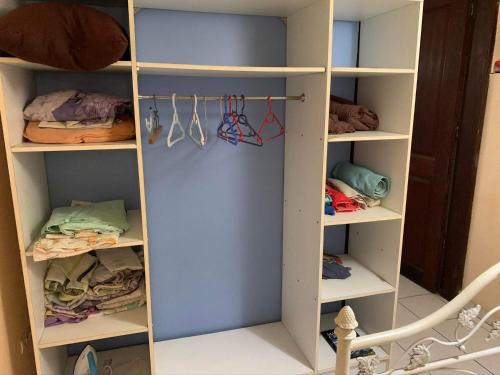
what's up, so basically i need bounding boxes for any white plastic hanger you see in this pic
[145,96,163,144]
[188,95,206,148]
[167,93,185,148]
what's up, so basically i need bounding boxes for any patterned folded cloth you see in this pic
[44,249,145,327]
[325,184,360,212]
[332,162,390,199]
[24,90,132,124]
[327,178,380,209]
[33,233,119,261]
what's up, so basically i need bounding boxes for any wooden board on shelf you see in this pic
[11,140,138,153]
[0,58,132,72]
[64,344,150,375]
[137,62,325,77]
[333,0,422,21]
[317,313,388,374]
[134,0,316,16]
[328,131,409,142]
[321,255,395,303]
[25,209,144,257]
[154,322,313,375]
[331,67,415,77]
[324,207,402,226]
[39,306,149,348]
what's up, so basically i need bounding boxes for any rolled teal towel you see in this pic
[332,162,390,199]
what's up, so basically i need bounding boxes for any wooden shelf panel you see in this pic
[154,322,313,375]
[328,131,409,142]
[0,58,132,72]
[26,209,144,256]
[134,0,316,16]
[324,207,402,226]
[137,62,325,77]
[317,313,389,374]
[11,140,137,153]
[64,344,150,375]
[333,0,422,21]
[39,306,149,348]
[321,255,395,303]
[331,67,415,77]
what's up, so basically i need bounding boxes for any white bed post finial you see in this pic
[335,306,359,375]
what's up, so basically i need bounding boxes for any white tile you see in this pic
[398,275,430,299]
[429,360,493,375]
[434,318,500,374]
[395,304,455,354]
[399,293,449,319]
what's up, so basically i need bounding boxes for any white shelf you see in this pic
[324,207,402,226]
[317,313,389,374]
[39,306,149,349]
[333,0,422,21]
[64,344,150,375]
[0,57,132,72]
[331,67,415,77]
[11,140,137,153]
[328,131,409,142]
[154,322,313,375]
[134,0,316,16]
[26,209,144,257]
[137,62,325,77]
[321,255,395,303]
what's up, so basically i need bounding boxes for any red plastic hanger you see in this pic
[258,97,285,143]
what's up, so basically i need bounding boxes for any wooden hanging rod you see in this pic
[138,94,306,102]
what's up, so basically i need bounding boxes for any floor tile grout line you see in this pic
[397,291,432,301]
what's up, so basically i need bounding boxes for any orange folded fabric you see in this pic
[24,118,135,144]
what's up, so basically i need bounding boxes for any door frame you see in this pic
[438,0,499,300]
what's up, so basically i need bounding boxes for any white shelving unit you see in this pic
[0,0,422,373]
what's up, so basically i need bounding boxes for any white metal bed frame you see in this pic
[334,263,500,375]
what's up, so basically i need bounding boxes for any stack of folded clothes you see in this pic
[44,247,146,327]
[324,162,391,214]
[33,200,130,261]
[23,90,135,144]
[329,95,379,135]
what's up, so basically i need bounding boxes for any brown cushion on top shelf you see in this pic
[0,3,128,71]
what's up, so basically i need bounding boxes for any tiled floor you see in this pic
[393,276,500,374]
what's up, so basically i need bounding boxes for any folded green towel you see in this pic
[42,200,129,235]
[332,162,390,199]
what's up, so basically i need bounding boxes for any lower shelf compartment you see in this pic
[321,255,395,303]
[318,313,388,374]
[39,306,149,349]
[154,322,313,375]
[64,344,150,375]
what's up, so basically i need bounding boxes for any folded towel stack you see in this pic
[34,200,130,261]
[323,162,390,215]
[332,162,390,199]
[44,247,146,327]
[329,96,379,135]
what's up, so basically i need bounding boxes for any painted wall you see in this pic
[0,123,35,374]
[463,75,500,312]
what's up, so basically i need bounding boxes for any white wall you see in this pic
[463,9,500,312]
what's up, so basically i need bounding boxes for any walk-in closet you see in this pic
[0,0,422,373]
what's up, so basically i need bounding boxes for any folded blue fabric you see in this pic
[332,162,390,199]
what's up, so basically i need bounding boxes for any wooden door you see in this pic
[402,0,472,291]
